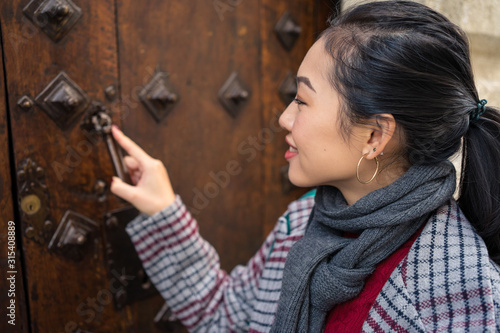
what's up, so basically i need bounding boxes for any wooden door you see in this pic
[0,0,333,332]
[0,39,30,333]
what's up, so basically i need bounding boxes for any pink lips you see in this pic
[285,139,298,160]
[285,150,298,160]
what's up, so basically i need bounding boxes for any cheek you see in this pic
[296,123,334,163]
[304,125,353,167]
[293,114,316,143]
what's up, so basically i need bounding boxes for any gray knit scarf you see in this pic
[270,161,456,332]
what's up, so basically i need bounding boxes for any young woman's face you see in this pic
[279,38,369,188]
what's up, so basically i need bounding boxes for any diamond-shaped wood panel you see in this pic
[275,11,302,51]
[48,210,99,262]
[35,71,90,130]
[218,72,251,118]
[23,0,82,42]
[139,71,179,123]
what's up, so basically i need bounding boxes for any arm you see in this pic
[109,126,277,331]
[126,195,278,332]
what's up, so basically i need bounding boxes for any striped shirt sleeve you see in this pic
[125,195,279,332]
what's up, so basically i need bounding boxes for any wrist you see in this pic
[148,194,176,216]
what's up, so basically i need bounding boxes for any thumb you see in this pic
[110,176,139,204]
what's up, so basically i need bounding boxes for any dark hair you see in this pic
[320,1,500,264]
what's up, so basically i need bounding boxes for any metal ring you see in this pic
[356,153,379,184]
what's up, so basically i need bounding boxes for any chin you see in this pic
[287,172,317,188]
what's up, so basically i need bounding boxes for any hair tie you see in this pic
[470,99,487,121]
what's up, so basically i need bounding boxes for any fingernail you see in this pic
[112,124,120,132]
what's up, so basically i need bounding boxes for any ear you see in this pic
[362,113,396,160]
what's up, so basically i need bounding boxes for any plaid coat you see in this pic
[125,191,500,332]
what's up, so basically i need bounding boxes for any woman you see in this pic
[110,1,500,331]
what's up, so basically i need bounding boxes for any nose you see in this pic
[279,102,296,132]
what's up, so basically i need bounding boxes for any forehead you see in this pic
[298,38,331,76]
[297,39,333,90]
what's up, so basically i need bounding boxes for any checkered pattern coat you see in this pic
[125,192,500,332]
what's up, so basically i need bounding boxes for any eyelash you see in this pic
[293,97,305,105]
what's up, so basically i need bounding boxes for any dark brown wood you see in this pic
[0,0,336,331]
[116,0,264,273]
[0,0,125,332]
[260,0,333,237]
[0,32,30,333]
[115,1,267,330]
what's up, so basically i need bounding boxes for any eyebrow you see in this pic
[296,76,316,93]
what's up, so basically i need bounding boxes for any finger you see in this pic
[130,172,140,185]
[112,125,152,163]
[110,176,139,203]
[123,155,140,170]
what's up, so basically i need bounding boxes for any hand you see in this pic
[110,125,176,216]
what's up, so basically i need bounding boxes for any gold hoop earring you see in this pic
[356,153,379,184]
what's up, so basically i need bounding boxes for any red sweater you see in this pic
[325,228,422,332]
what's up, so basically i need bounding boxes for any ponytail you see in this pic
[459,107,500,265]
